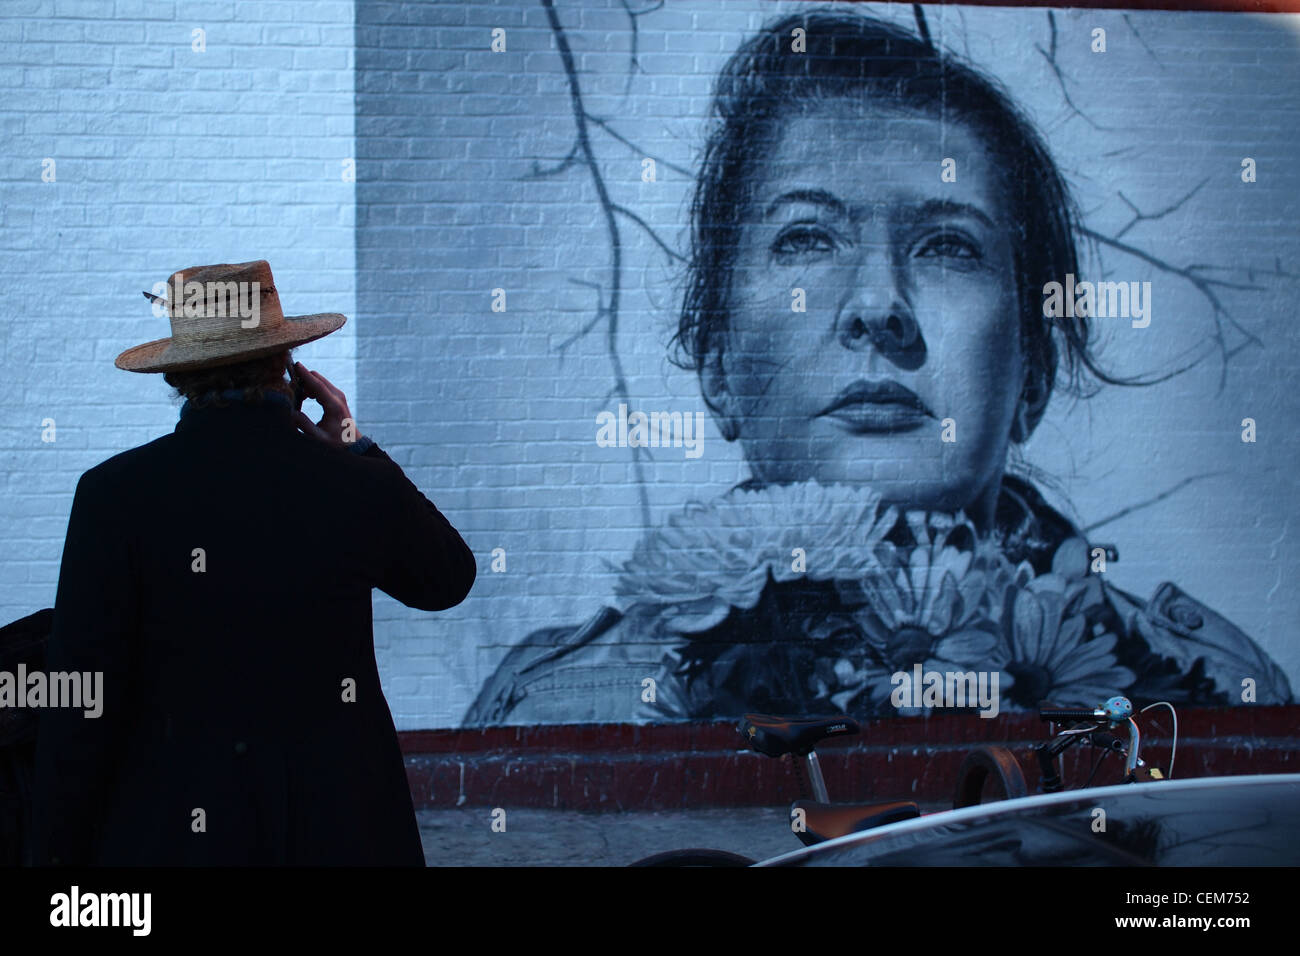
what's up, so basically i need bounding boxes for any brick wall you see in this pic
[4,1,1300,732]
[356,0,1300,727]
[0,0,357,629]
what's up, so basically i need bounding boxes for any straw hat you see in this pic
[115,260,346,373]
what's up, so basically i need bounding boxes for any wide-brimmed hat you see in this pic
[115,259,346,373]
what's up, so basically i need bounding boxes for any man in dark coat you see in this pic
[30,260,476,865]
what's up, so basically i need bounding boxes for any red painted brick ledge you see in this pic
[398,705,1300,810]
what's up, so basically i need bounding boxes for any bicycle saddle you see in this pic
[791,799,921,847]
[739,714,860,757]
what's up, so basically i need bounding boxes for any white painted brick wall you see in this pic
[0,0,357,662]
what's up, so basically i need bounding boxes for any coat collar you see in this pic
[993,473,1083,574]
[174,388,296,434]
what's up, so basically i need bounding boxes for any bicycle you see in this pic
[955,695,1176,806]
[629,696,1176,866]
[630,713,921,866]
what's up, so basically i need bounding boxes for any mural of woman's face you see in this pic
[705,101,1025,523]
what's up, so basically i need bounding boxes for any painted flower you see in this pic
[999,573,1135,709]
[613,479,1136,720]
[612,480,898,634]
[805,512,1016,715]
[849,510,1011,670]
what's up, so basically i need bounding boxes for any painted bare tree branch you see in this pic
[1037,11,1113,132]
[1078,225,1265,387]
[1018,6,1292,528]
[1084,471,1230,534]
[529,0,702,534]
[1033,7,1291,394]
[618,0,663,98]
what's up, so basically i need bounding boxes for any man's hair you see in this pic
[672,8,1130,440]
[163,349,292,408]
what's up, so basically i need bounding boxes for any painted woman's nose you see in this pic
[835,260,926,371]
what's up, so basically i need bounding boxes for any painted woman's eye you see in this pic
[772,226,835,259]
[915,232,981,260]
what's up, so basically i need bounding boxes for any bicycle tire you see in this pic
[627,848,757,867]
[953,745,1029,808]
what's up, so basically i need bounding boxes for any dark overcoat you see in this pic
[30,396,476,865]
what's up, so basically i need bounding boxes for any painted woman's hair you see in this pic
[672,8,1116,438]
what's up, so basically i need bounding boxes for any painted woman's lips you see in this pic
[818,379,935,433]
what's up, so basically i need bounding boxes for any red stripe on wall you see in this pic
[399,705,1300,810]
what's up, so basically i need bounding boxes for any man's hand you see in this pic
[292,362,365,448]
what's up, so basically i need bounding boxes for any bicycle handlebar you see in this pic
[1038,697,1145,784]
[1039,696,1134,725]
[1038,706,1103,723]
